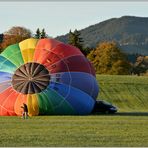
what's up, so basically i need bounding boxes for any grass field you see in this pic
[0,75,148,147]
[96,75,148,112]
[0,115,148,147]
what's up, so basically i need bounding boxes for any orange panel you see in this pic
[14,94,27,116]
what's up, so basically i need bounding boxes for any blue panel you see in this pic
[0,72,12,93]
[0,72,12,83]
[0,55,17,74]
[50,72,99,99]
[48,82,95,115]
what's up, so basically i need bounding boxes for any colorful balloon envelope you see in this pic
[0,38,99,116]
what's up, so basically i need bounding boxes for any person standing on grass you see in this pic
[21,103,28,119]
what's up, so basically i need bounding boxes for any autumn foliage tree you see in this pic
[87,41,131,75]
[131,56,148,75]
[0,26,32,52]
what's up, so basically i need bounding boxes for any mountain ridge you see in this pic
[55,16,148,55]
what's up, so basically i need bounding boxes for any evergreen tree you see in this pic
[0,34,4,43]
[41,28,47,39]
[35,28,41,39]
[68,29,88,55]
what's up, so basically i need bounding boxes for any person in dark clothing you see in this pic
[21,103,28,119]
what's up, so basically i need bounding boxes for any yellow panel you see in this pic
[19,38,38,63]
[27,94,39,116]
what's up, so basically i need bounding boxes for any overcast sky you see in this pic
[0,2,148,37]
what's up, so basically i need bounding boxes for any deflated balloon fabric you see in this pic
[0,38,99,116]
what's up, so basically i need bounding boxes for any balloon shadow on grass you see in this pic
[92,112,148,116]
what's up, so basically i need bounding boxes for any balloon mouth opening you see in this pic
[11,62,50,94]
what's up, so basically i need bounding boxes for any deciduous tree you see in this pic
[132,56,148,75]
[87,41,131,75]
[0,26,32,52]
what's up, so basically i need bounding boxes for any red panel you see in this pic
[34,48,61,67]
[33,38,95,76]
[49,55,95,76]
[88,61,96,77]
[0,87,18,116]
[34,38,61,62]
[50,43,83,58]
[33,39,83,67]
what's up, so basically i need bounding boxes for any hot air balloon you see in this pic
[0,38,99,116]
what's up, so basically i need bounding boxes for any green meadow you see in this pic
[0,75,148,147]
[0,115,148,147]
[97,75,148,112]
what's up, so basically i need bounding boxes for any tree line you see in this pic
[68,29,148,76]
[0,26,147,76]
[0,27,48,52]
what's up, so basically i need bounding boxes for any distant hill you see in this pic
[56,16,148,55]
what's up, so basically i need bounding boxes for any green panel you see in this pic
[43,87,76,115]
[0,55,17,74]
[37,92,54,115]
[1,44,24,67]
